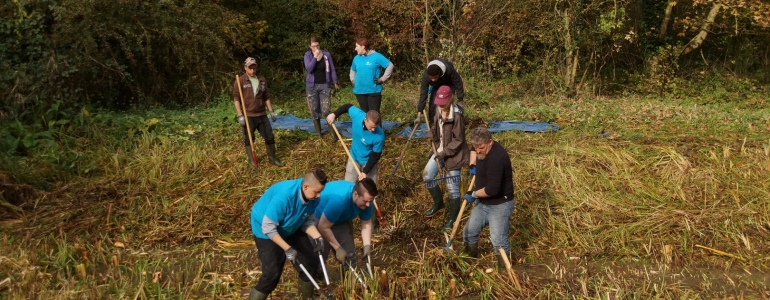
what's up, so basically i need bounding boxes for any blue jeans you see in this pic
[462,200,515,255]
[306,83,331,120]
[422,154,461,199]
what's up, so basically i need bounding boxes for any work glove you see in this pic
[270,111,277,122]
[375,77,384,84]
[334,83,340,91]
[468,164,476,176]
[463,191,477,204]
[237,115,246,126]
[413,115,421,127]
[312,237,325,254]
[363,244,372,257]
[438,159,446,168]
[285,247,299,264]
[334,247,348,264]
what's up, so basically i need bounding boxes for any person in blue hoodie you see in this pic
[315,178,378,271]
[304,36,339,141]
[350,38,394,114]
[248,168,328,300]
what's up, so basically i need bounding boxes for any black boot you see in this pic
[298,280,315,299]
[442,197,462,230]
[424,186,444,216]
[244,145,256,166]
[313,119,323,138]
[266,144,284,166]
[497,255,507,271]
[248,287,268,300]
[463,243,479,258]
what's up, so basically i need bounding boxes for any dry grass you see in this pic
[1,85,770,299]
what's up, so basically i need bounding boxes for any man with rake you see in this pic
[248,168,328,300]
[325,104,385,183]
[315,178,378,276]
[462,127,515,270]
[422,85,470,230]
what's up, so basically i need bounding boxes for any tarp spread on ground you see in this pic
[394,121,560,139]
[270,114,402,138]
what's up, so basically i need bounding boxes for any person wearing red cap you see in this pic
[422,85,470,230]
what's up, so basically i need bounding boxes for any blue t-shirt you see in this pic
[348,106,385,165]
[250,178,319,239]
[351,51,391,94]
[315,181,373,223]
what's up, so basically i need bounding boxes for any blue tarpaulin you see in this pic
[394,121,560,139]
[269,114,402,138]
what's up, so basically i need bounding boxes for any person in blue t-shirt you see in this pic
[248,168,328,300]
[326,104,385,183]
[315,178,378,270]
[350,38,394,114]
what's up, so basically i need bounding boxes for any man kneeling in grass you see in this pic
[315,178,378,276]
[248,168,328,300]
[462,127,515,270]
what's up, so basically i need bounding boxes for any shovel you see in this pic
[236,75,258,167]
[444,175,476,252]
[329,122,386,229]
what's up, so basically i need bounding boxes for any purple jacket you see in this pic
[304,50,338,88]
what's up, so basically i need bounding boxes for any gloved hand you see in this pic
[270,111,277,122]
[285,247,299,264]
[413,115,421,127]
[312,237,325,253]
[363,244,371,257]
[238,115,245,126]
[463,191,476,204]
[334,84,340,91]
[437,151,447,161]
[334,247,348,264]
[438,159,445,168]
[468,164,476,176]
[375,77,384,84]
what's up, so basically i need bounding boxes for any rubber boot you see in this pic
[298,280,315,300]
[442,197,462,230]
[248,287,268,300]
[497,255,507,271]
[463,243,479,258]
[313,119,323,138]
[244,145,256,166]
[329,124,338,142]
[424,186,444,216]
[266,144,284,166]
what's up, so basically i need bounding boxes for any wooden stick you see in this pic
[446,176,475,249]
[498,247,522,289]
[236,75,258,167]
[379,270,388,293]
[390,121,420,176]
[449,278,456,300]
[695,244,746,261]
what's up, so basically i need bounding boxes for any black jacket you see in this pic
[417,58,465,113]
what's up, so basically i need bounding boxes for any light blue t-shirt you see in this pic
[348,106,384,165]
[351,51,391,94]
[314,180,373,223]
[250,178,319,239]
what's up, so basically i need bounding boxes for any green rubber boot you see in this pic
[424,185,444,216]
[298,279,315,299]
[442,197,462,230]
[313,119,323,138]
[266,143,284,167]
[463,243,479,258]
[248,287,268,300]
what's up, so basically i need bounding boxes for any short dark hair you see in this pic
[355,177,378,198]
[304,167,328,186]
[365,110,381,126]
[356,38,370,50]
[427,64,442,77]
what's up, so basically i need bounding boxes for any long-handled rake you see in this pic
[444,175,476,252]
[236,75,258,167]
[328,122,386,229]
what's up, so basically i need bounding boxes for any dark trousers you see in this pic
[320,221,357,268]
[425,92,437,121]
[241,115,275,146]
[253,231,319,294]
[355,93,382,114]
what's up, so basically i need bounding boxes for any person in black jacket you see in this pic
[414,59,465,125]
[461,127,515,271]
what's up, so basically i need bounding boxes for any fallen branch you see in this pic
[695,244,746,261]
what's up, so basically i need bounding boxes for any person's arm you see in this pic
[327,52,339,86]
[233,78,244,116]
[361,219,372,248]
[439,112,466,158]
[318,214,341,249]
[350,60,357,86]
[475,152,503,198]
[378,62,394,82]
[262,215,291,250]
[361,151,381,174]
[450,69,465,102]
[303,51,317,73]
[416,72,430,114]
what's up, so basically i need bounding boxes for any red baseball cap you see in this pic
[434,86,453,105]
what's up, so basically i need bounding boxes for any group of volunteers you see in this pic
[234,36,515,300]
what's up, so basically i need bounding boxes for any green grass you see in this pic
[1,81,770,299]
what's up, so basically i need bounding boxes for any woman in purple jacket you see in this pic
[304,36,340,141]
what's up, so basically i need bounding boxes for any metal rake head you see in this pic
[425,174,461,189]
